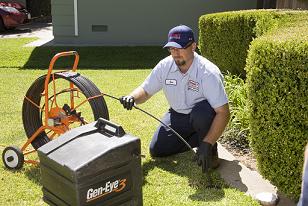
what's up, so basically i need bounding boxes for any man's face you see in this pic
[168,42,196,67]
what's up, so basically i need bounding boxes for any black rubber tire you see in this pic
[22,72,109,150]
[0,17,5,32]
[2,146,24,170]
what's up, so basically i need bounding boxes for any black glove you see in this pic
[119,96,135,110]
[196,142,213,173]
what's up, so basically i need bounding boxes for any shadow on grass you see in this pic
[21,46,169,70]
[142,151,227,202]
[23,164,42,186]
[0,163,42,185]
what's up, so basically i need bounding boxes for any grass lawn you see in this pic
[0,38,259,205]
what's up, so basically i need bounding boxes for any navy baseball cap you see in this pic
[163,25,195,49]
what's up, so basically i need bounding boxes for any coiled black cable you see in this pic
[22,72,109,150]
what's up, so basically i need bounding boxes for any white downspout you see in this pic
[74,0,78,36]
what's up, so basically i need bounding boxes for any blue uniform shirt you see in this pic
[141,52,228,114]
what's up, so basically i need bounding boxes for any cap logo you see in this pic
[169,33,181,40]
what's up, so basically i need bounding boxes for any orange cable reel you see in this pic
[2,51,109,170]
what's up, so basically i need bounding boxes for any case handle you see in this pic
[95,118,126,137]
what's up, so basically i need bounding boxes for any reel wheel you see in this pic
[2,146,24,170]
[22,72,109,150]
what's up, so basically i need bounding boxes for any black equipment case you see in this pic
[37,118,142,206]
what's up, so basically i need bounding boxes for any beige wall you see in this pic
[52,0,258,45]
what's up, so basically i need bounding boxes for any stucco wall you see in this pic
[52,0,258,45]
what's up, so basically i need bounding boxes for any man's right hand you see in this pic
[196,141,213,173]
[119,96,135,110]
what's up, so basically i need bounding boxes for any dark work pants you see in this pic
[149,100,216,157]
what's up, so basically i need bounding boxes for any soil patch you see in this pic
[219,139,258,171]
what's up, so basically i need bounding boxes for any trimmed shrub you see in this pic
[199,9,308,199]
[246,14,308,199]
[198,10,302,76]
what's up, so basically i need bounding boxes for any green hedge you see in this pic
[199,10,308,199]
[246,14,308,199]
[198,10,300,76]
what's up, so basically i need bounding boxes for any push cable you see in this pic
[102,93,215,188]
[102,93,196,155]
[22,73,109,150]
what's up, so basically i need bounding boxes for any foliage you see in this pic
[246,13,308,199]
[199,10,307,77]
[26,0,51,17]
[200,9,308,199]
[222,74,250,151]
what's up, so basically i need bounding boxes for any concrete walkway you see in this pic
[0,22,53,47]
[217,143,296,206]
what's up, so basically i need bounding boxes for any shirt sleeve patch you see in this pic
[188,80,199,92]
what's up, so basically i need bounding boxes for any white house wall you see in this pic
[52,0,258,45]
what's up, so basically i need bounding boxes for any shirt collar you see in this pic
[186,53,197,78]
[170,52,197,75]
[170,60,178,73]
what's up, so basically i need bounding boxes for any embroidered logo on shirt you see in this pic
[188,80,199,92]
[165,79,177,86]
